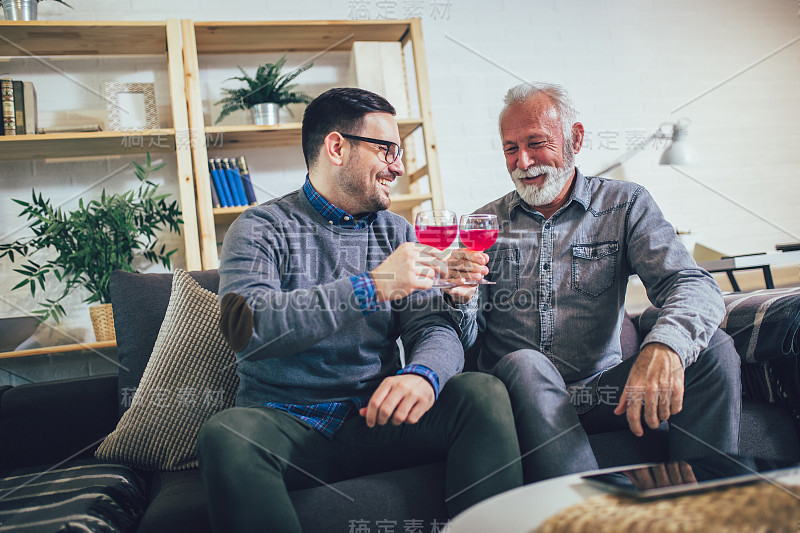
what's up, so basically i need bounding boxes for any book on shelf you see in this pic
[12,80,25,135]
[208,164,221,208]
[22,82,37,135]
[208,156,258,209]
[1,78,15,136]
[37,124,103,134]
[221,158,248,207]
[237,156,258,205]
[209,159,233,208]
[0,79,38,136]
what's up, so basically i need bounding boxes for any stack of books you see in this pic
[208,156,258,208]
[1,78,38,136]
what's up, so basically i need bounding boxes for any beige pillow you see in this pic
[96,269,239,470]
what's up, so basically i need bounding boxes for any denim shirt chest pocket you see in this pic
[487,247,520,303]
[571,241,619,298]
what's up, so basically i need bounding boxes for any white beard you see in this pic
[510,163,572,207]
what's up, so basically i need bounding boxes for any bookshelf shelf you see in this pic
[212,205,249,225]
[0,130,177,160]
[183,19,444,269]
[204,118,424,150]
[193,21,410,54]
[212,192,434,225]
[0,21,169,57]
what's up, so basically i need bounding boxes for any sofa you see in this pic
[1,269,798,532]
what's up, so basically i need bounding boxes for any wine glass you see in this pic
[415,209,458,288]
[458,213,498,285]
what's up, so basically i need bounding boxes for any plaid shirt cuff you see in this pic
[350,273,379,315]
[397,364,440,399]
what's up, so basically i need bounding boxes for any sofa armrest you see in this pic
[633,287,800,363]
[0,374,119,472]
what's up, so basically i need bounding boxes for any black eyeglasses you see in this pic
[340,133,404,164]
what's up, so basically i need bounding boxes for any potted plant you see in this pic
[0,154,183,341]
[214,54,314,126]
[2,0,72,21]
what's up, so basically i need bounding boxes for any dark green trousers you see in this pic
[197,372,522,532]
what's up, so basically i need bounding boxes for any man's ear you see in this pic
[571,122,585,154]
[323,132,347,167]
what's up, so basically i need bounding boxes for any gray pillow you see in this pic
[96,269,238,470]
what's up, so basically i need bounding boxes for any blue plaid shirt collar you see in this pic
[303,176,377,229]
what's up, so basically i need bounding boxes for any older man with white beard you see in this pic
[442,82,741,483]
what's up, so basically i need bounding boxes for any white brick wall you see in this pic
[1,0,799,344]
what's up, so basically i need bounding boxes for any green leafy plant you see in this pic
[0,154,183,323]
[214,54,313,124]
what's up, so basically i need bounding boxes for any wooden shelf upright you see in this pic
[181,18,445,270]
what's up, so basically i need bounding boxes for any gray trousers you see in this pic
[196,372,523,533]
[492,329,742,483]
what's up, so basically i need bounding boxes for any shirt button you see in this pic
[344,216,350,221]
[328,220,333,224]
[543,263,549,271]
[541,304,548,311]
[544,223,551,229]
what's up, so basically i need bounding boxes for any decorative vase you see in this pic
[251,103,280,126]
[3,0,38,20]
[90,303,116,342]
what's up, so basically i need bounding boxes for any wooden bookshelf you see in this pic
[0,20,202,271]
[183,19,444,269]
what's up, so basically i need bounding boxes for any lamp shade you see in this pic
[659,122,694,165]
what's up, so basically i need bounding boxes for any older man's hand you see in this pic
[614,342,684,437]
[442,248,489,304]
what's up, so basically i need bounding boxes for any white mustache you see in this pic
[511,165,558,181]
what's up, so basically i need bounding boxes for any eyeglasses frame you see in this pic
[339,133,404,164]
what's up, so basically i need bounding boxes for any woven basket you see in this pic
[536,482,800,533]
[90,303,116,341]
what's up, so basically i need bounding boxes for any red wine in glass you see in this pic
[415,210,458,287]
[460,228,499,251]
[459,214,499,285]
[416,225,458,250]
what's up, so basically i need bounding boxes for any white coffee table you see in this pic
[446,466,800,533]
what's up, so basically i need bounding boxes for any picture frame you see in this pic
[104,82,158,131]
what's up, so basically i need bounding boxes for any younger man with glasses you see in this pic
[196,87,522,533]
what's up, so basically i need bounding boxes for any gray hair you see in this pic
[499,82,578,143]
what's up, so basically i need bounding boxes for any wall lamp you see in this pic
[596,118,694,176]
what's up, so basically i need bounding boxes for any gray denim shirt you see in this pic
[447,169,724,385]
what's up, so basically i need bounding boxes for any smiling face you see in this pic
[335,112,404,214]
[501,94,580,207]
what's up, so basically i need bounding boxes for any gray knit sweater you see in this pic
[219,189,464,407]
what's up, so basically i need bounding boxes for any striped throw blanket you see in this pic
[636,287,800,405]
[636,287,800,363]
[0,463,145,532]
